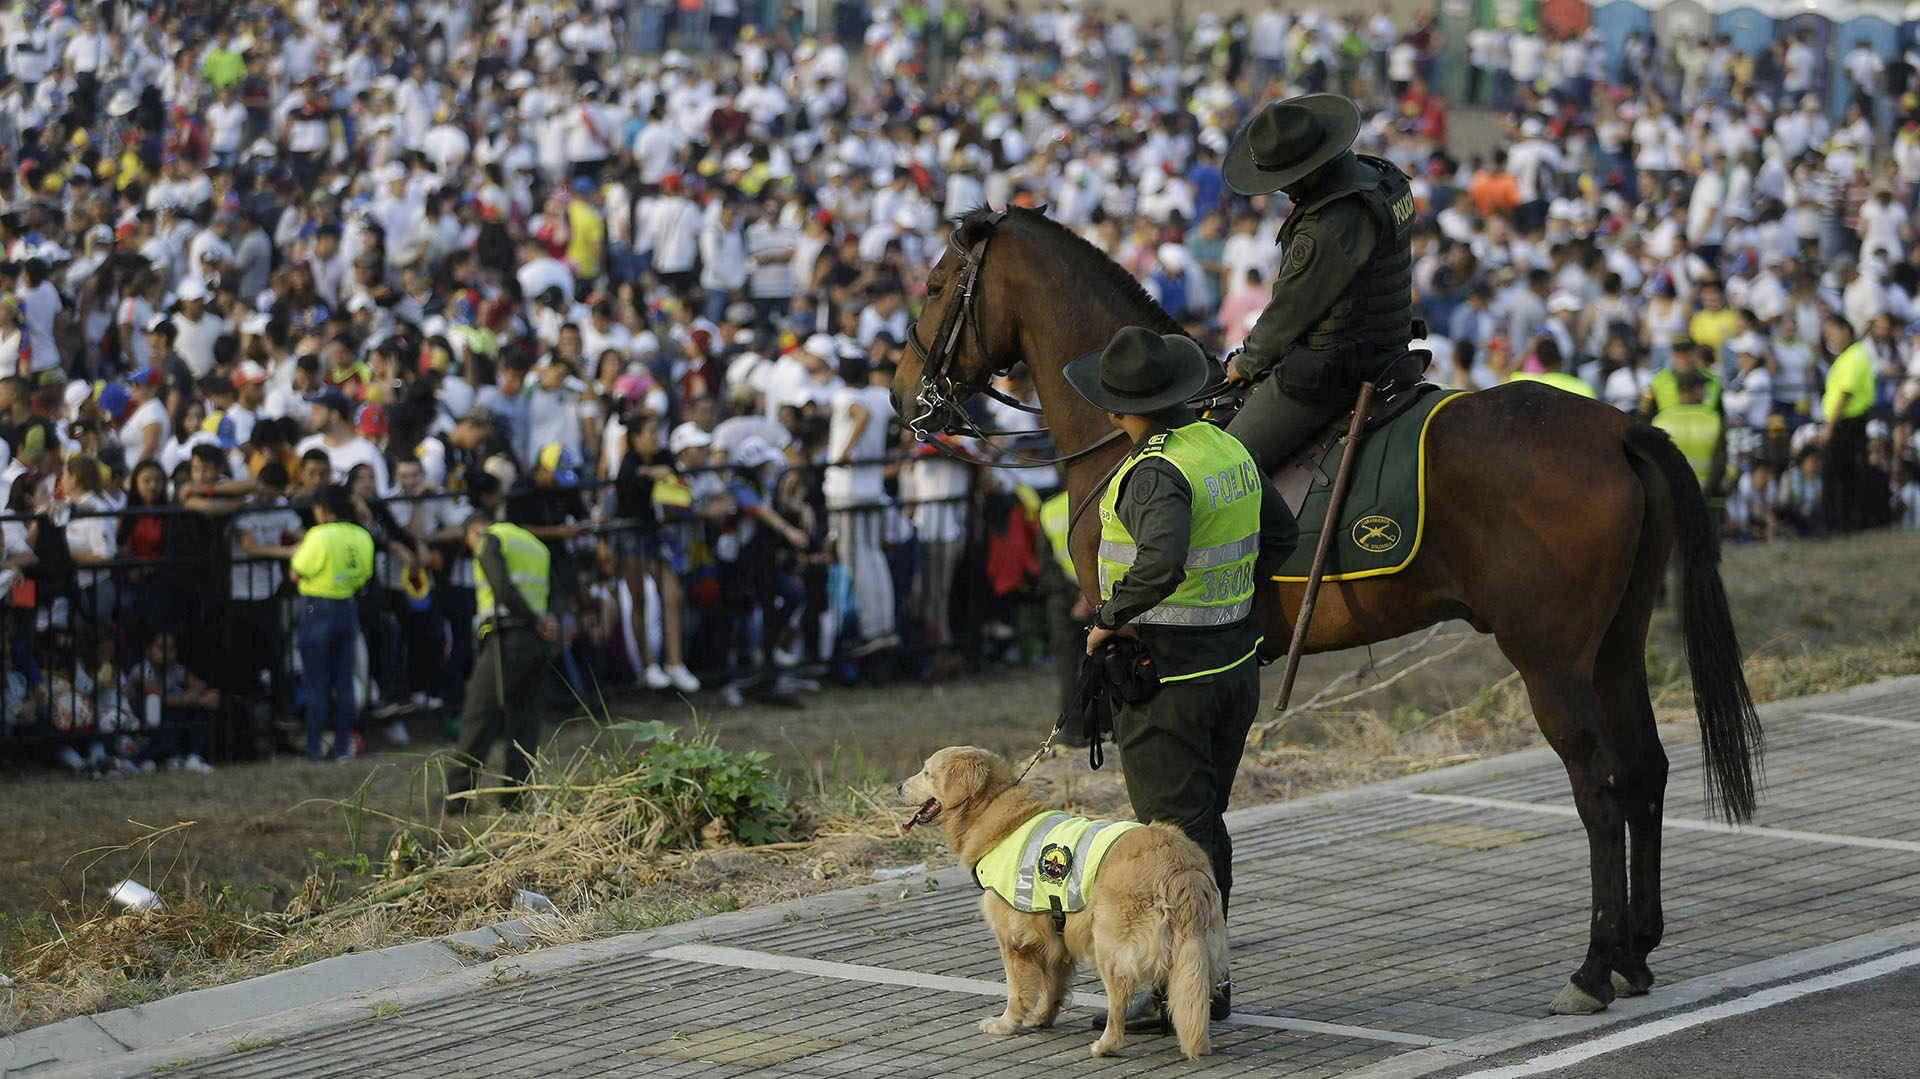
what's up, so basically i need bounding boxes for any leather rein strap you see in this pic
[905,213,1124,470]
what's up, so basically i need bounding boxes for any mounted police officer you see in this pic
[1220,94,1420,473]
[1063,326,1297,1028]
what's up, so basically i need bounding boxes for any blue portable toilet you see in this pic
[1710,0,1781,55]
[1776,0,1840,107]
[1834,3,1902,110]
[1594,0,1655,80]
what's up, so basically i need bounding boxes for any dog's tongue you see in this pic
[902,798,940,832]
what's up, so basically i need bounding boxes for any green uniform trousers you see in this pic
[450,625,553,805]
[1225,375,1348,475]
[1111,654,1260,915]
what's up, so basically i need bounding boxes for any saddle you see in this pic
[1198,348,1435,517]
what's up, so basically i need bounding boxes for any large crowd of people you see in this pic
[3,0,1919,778]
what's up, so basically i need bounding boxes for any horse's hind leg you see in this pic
[1598,648,1664,997]
[1596,468,1674,996]
[1510,661,1632,1016]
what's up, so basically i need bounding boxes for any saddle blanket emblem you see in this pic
[1351,514,1402,553]
[1037,843,1074,883]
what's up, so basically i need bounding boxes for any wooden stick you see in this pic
[1274,381,1377,711]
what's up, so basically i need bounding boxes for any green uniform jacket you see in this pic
[1095,407,1298,679]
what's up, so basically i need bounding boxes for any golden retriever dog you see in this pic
[898,746,1228,1059]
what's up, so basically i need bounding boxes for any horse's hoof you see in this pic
[1611,966,1654,996]
[1549,978,1612,1015]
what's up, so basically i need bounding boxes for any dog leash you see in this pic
[1011,717,1066,787]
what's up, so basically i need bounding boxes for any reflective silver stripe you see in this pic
[1135,597,1254,627]
[1097,533,1258,570]
[1064,821,1123,910]
[1010,813,1071,911]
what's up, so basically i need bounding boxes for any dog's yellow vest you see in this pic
[972,811,1142,916]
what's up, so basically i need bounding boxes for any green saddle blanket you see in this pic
[1273,387,1465,582]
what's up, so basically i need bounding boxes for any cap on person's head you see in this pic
[536,442,579,484]
[724,301,756,325]
[62,379,90,414]
[175,276,208,302]
[130,364,162,388]
[459,404,499,428]
[661,172,683,193]
[306,387,353,416]
[232,360,269,388]
[347,292,377,314]
[86,223,112,247]
[355,404,389,437]
[803,333,836,360]
[571,176,597,195]
[96,382,130,418]
[17,424,50,465]
[669,422,713,456]
[240,311,271,336]
[34,368,66,392]
[1547,290,1581,314]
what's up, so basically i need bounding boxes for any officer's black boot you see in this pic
[1210,980,1232,1021]
[1121,988,1170,1034]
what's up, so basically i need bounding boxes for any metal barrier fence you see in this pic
[0,459,1059,769]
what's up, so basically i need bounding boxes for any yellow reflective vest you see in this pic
[1039,490,1074,580]
[476,522,551,620]
[1095,422,1261,630]
[972,811,1142,916]
[1509,371,1597,398]
[291,521,374,599]
[1653,402,1724,498]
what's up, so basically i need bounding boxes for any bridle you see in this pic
[904,211,1123,469]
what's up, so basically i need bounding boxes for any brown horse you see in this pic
[895,207,1763,1015]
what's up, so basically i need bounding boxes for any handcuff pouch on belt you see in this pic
[1058,636,1161,771]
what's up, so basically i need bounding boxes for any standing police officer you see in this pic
[1063,326,1297,1025]
[445,513,559,810]
[1220,94,1420,472]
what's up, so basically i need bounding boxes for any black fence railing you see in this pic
[0,458,1062,769]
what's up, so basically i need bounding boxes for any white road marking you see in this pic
[1798,710,1920,731]
[647,943,1446,1047]
[1453,946,1920,1079]
[1407,794,1920,854]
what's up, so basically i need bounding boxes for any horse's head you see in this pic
[896,208,1019,439]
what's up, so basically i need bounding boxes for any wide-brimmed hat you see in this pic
[1224,94,1361,196]
[105,88,138,118]
[1062,326,1209,416]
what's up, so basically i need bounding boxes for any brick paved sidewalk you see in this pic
[18,677,1920,1079]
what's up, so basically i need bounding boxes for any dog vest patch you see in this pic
[971,811,1142,916]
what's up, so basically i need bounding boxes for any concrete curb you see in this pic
[6,677,1908,1077]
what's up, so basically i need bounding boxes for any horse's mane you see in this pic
[954,207,1186,337]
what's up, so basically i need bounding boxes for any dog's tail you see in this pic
[1166,867,1224,1060]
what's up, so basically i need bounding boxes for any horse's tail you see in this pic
[1625,423,1764,822]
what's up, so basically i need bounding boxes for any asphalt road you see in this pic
[1446,965,1920,1079]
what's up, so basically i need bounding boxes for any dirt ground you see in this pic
[4,529,1917,930]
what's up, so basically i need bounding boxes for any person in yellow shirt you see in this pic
[1820,314,1878,533]
[289,485,375,760]
[565,179,606,281]
[1686,279,1741,359]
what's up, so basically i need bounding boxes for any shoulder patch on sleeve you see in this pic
[1282,233,1316,275]
[1130,467,1159,505]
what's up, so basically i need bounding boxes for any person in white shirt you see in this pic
[824,354,898,654]
[205,86,249,167]
[295,389,390,490]
[643,175,701,290]
[14,259,61,374]
[170,278,231,377]
[698,200,748,324]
